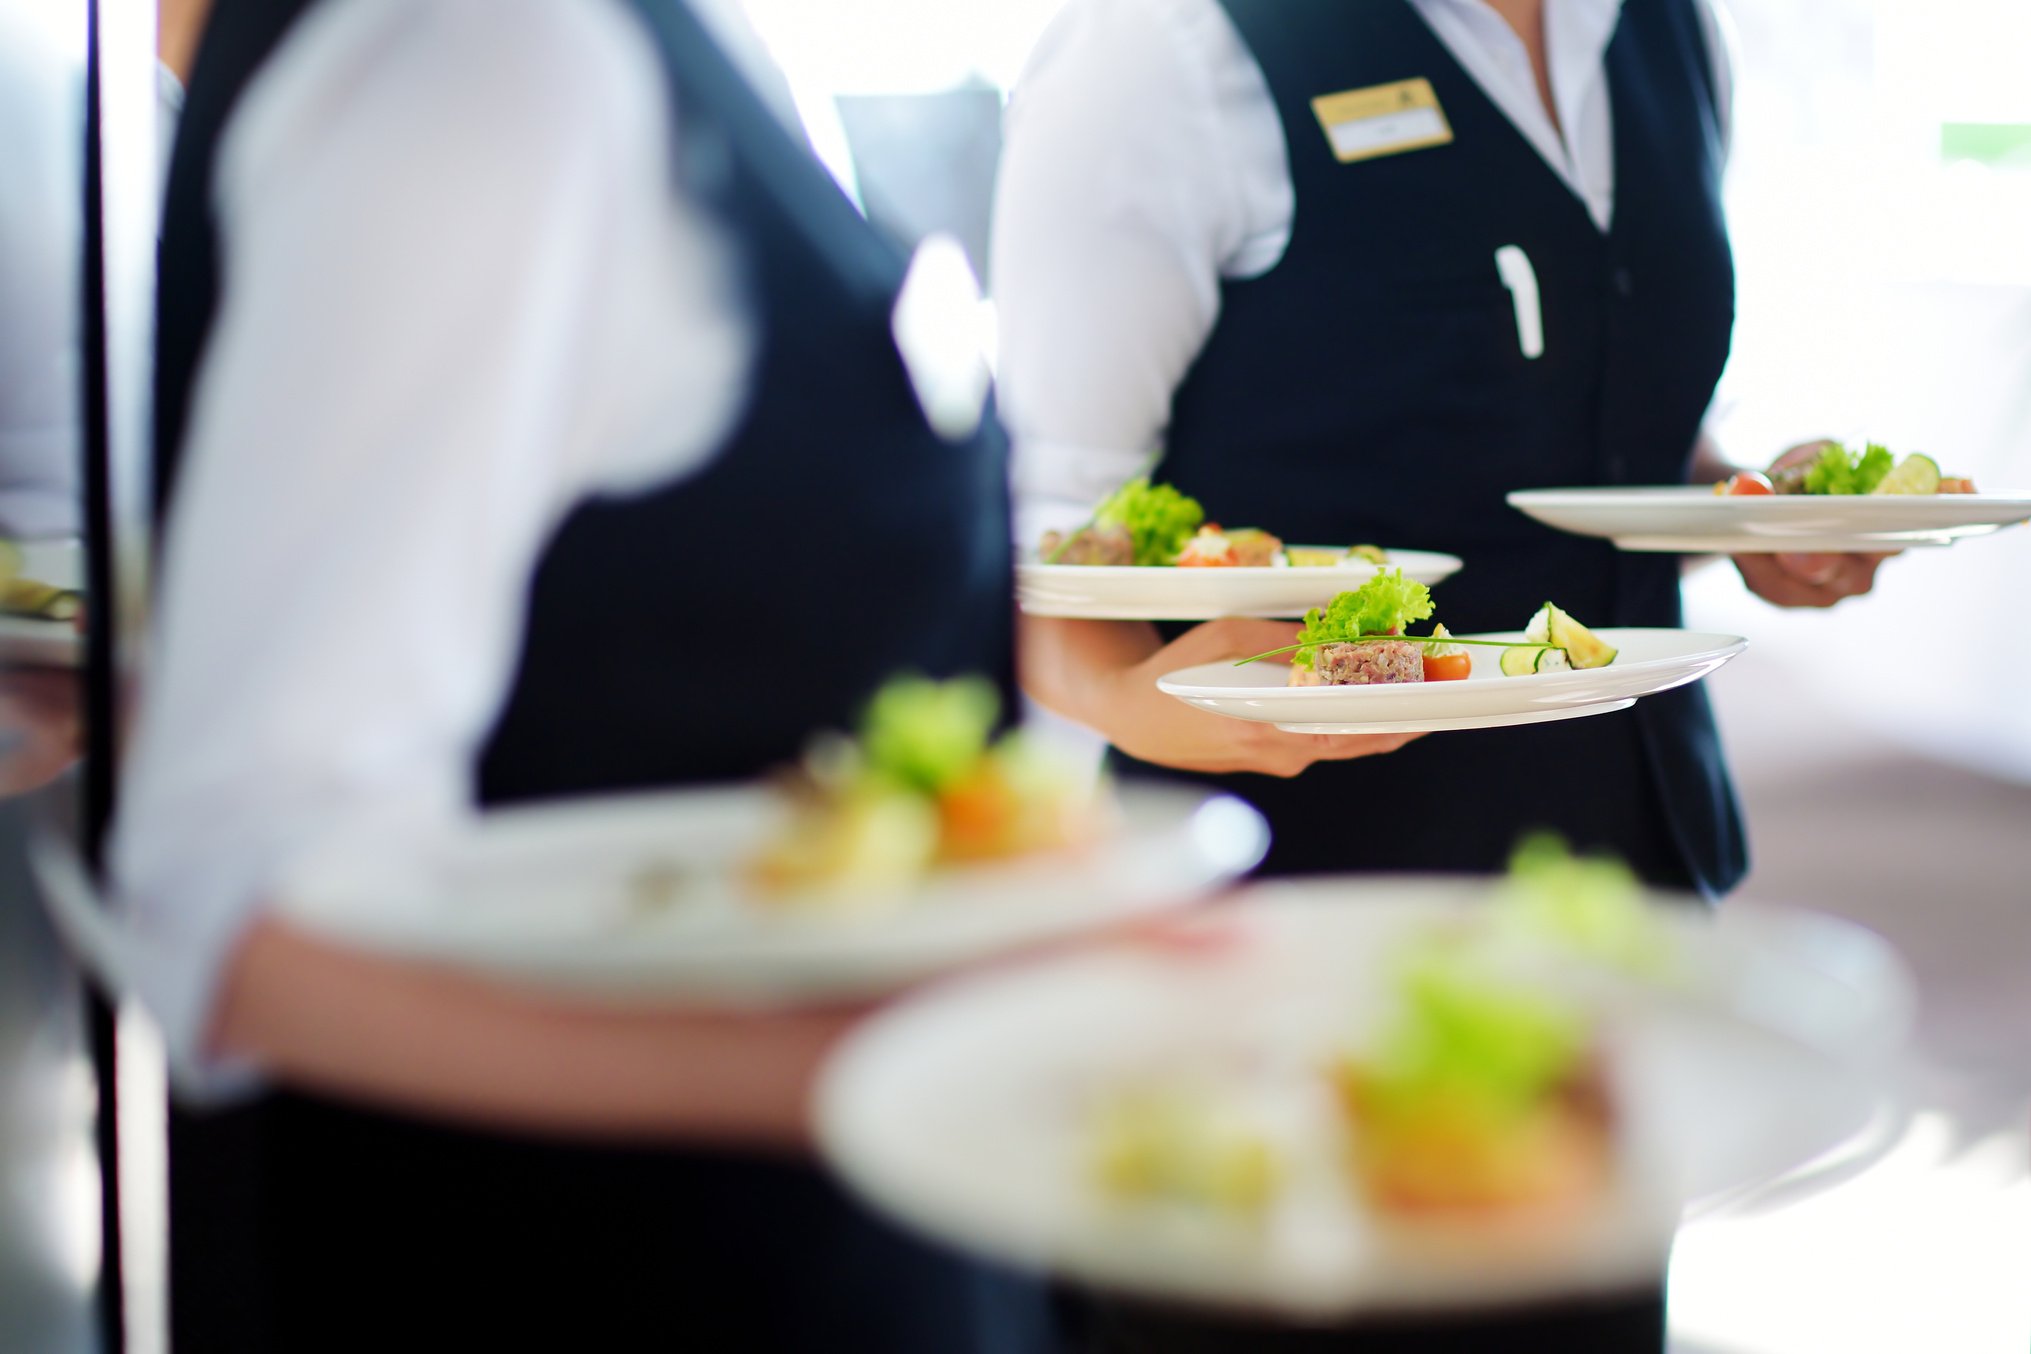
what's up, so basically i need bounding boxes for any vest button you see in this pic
[1613,267,1635,298]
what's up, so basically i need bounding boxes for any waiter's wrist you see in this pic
[1017,613,1163,734]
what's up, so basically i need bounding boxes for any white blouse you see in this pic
[113,0,764,1093]
[993,0,1734,538]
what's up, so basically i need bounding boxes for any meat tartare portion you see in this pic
[1288,639,1424,687]
[1041,523,1135,566]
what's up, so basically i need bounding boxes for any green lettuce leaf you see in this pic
[858,675,999,795]
[1359,939,1588,1120]
[1497,832,1668,975]
[1291,570,1436,669]
[1804,441,1896,495]
[1092,477,1206,566]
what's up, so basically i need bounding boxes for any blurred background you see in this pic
[3,0,2027,1350]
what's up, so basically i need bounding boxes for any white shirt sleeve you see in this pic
[995,0,1736,542]
[0,10,84,540]
[991,0,1288,542]
[111,0,751,1097]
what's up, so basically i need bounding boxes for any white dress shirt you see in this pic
[113,0,761,1093]
[993,0,1734,536]
[0,8,84,540]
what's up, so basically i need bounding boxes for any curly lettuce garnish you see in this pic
[1494,832,1669,976]
[1290,570,1436,670]
[1803,440,1895,496]
[1091,477,1206,566]
[858,674,999,795]
[1353,939,1588,1124]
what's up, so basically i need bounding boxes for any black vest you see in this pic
[1135,0,1747,895]
[151,7,1035,1351]
[154,0,1017,810]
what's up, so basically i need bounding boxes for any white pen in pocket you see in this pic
[1495,244,1544,360]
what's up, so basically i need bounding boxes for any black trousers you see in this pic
[169,1093,1055,1354]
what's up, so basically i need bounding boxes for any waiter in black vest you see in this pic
[117,0,1044,1350]
[996,0,1886,1346]
[999,0,1887,895]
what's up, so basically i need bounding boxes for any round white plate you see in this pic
[1272,698,1636,735]
[1508,486,2031,554]
[1156,629,1745,735]
[0,540,81,668]
[819,880,1913,1319]
[273,783,1268,1003]
[1017,548,1463,620]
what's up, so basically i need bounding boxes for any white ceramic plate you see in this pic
[1156,628,1745,735]
[818,880,1913,1318]
[272,783,1268,1003]
[0,540,81,668]
[1017,548,1464,620]
[1508,486,2031,553]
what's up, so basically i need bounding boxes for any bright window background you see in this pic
[740,3,2031,1350]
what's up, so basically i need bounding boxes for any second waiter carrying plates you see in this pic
[999,0,1888,893]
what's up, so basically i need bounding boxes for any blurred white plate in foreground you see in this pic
[1157,629,1744,735]
[1509,486,2031,553]
[819,880,1912,1319]
[1017,548,1463,620]
[274,783,1266,1003]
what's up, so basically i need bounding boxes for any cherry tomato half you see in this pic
[1422,652,1472,682]
[1720,471,1775,496]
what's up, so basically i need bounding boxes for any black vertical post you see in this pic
[79,0,127,1347]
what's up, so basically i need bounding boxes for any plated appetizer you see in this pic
[1082,838,1643,1229]
[1718,440,1976,498]
[1039,477,1387,570]
[1332,947,1612,1222]
[1091,1081,1284,1220]
[1259,573,1617,687]
[0,538,81,621]
[749,676,1110,907]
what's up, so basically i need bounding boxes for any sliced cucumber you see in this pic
[1528,602,1617,670]
[1872,453,1941,495]
[1500,645,1570,676]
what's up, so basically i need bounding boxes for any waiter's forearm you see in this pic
[1018,613,1163,729]
[1687,426,1736,484]
[210,916,844,1150]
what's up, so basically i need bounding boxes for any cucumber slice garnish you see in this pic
[1872,453,1941,495]
[1541,603,1617,670]
[1500,645,1570,676]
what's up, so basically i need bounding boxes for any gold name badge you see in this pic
[1311,78,1454,163]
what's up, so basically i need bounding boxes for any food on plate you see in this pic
[1712,470,1774,497]
[1330,940,1613,1219]
[1176,524,1283,568]
[1756,441,1974,497]
[0,577,82,621]
[1286,543,1390,568]
[1254,573,1582,685]
[1284,570,1436,687]
[1042,477,1204,566]
[1499,602,1616,677]
[1419,624,1471,682]
[1492,833,1669,976]
[1089,1083,1284,1218]
[1040,521,1136,566]
[748,676,1108,905]
[0,540,81,621]
[1040,478,1394,570]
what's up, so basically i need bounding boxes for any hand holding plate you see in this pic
[1100,617,1423,778]
[1730,440,1896,608]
